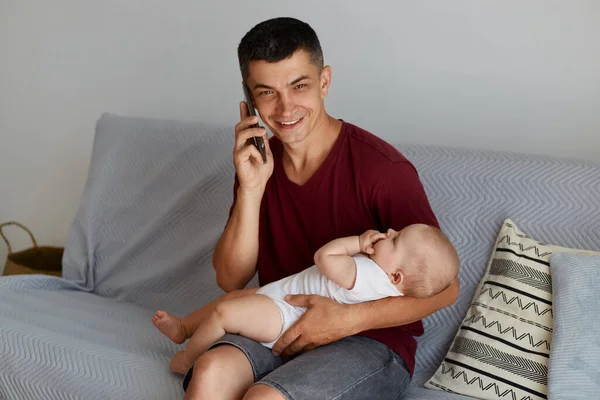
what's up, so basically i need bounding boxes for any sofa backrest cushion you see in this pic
[62,113,235,315]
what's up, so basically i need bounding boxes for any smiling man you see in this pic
[183,17,459,400]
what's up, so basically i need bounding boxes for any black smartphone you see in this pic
[242,83,267,164]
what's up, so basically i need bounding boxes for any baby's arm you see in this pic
[314,230,386,289]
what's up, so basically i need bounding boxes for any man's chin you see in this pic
[274,132,307,146]
[271,128,308,143]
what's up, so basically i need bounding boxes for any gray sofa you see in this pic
[0,113,598,400]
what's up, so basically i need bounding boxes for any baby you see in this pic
[153,223,459,374]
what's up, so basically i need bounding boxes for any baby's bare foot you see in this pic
[152,310,186,344]
[169,351,192,375]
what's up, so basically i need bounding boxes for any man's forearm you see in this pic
[212,189,262,292]
[347,279,460,333]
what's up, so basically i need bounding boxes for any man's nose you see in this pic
[276,92,294,116]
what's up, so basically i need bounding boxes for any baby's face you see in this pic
[371,228,409,279]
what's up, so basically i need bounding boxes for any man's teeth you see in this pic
[280,118,300,125]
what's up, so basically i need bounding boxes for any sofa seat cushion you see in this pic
[0,275,184,400]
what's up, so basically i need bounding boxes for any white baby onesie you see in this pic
[255,254,403,348]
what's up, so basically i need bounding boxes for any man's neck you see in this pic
[282,114,343,186]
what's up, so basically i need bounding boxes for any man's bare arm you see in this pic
[213,102,274,292]
[212,190,262,292]
[352,278,460,331]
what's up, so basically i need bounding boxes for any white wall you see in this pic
[1,0,599,272]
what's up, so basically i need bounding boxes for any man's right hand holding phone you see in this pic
[233,101,274,196]
[213,101,273,292]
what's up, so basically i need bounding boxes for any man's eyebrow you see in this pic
[289,75,310,85]
[253,83,274,90]
[253,75,311,91]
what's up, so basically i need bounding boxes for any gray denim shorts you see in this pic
[183,333,411,400]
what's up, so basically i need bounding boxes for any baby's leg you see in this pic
[170,294,282,374]
[153,287,259,344]
[181,288,260,335]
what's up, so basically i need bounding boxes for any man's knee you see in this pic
[242,384,286,400]
[190,351,225,384]
[185,345,254,399]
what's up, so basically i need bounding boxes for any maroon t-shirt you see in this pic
[229,121,439,375]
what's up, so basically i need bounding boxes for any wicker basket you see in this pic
[1,221,63,277]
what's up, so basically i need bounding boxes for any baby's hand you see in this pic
[359,230,386,254]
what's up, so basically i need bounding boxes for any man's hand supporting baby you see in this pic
[272,277,459,357]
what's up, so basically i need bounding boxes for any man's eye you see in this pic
[295,83,307,89]
[258,90,273,96]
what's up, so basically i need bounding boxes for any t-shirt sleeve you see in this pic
[335,255,402,304]
[371,161,439,230]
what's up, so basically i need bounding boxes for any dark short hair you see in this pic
[238,17,324,81]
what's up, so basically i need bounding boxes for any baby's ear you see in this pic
[392,270,404,285]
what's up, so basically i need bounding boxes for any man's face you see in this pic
[245,50,331,146]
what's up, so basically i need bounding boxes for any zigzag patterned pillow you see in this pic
[425,219,600,400]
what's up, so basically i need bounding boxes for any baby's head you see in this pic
[371,224,459,298]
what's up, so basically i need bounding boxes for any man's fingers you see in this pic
[248,146,264,166]
[272,325,301,356]
[238,143,264,166]
[239,101,250,120]
[284,294,312,307]
[303,343,319,353]
[235,127,266,151]
[281,335,309,357]
[262,130,272,156]
[235,117,260,136]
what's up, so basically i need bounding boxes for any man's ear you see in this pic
[391,270,404,285]
[320,65,332,98]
